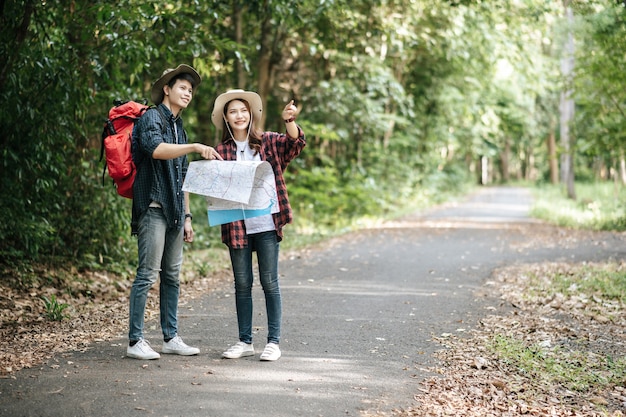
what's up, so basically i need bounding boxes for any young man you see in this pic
[127,64,222,360]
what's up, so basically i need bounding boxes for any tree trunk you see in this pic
[233,2,246,89]
[257,2,275,131]
[560,2,576,200]
[0,1,36,151]
[547,123,559,184]
[620,150,626,185]
[479,156,490,185]
[0,1,36,91]
[522,143,535,181]
[501,137,510,182]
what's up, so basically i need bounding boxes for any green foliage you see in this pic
[1,1,95,262]
[41,294,70,322]
[571,3,626,170]
[2,0,626,279]
[288,165,377,229]
[531,182,626,231]
[287,147,472,235]
[0,1,234,269]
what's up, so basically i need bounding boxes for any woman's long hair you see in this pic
[221,99,263,155]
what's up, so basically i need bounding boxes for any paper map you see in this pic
[182,160,278,226]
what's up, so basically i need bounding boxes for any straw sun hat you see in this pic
[151,64,201,105]
[211,89,263,130]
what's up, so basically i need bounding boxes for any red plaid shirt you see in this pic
[215,125,305,248]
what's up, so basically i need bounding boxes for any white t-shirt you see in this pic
[234,139,276,234]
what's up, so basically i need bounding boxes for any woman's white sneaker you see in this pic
[260,343,281,361]
[162,335,200,356]
[127,339,160,360]
[222,341,254,359]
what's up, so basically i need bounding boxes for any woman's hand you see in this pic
[282,100,297,121]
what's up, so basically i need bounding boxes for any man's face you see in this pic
[165,78,193,111]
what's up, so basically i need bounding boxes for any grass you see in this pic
[477,181,626,410]
[488,260,626,401]
[41,294,70,321]
[490,334,626,393]
[530,182,626,231]
[527,262,626,303]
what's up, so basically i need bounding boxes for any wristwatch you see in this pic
[185,213,193,221]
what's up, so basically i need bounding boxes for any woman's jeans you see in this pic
[229,231,281,345]
[129,208,183,341]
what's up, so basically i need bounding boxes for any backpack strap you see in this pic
[100,117,118,186]
[131,106,170,168]
[154,105,172,137]
[154,105,189,144]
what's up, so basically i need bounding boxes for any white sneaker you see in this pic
[127,339,160,360]
[222,341,254,359]
[162,335,200,356]
[260,343,281,361]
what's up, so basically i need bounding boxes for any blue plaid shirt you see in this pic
[131,104,188,235]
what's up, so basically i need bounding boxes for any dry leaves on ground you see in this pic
[0,265,231,378]
[397,261,626,417]
[2,228,625,417]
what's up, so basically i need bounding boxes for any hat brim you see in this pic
[211,89,263,130]
[151,64,201,104]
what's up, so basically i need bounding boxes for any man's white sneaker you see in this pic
[222,341,254,359]
[127,339,160,360]
[260,343,281,361]
[162,335,200,356]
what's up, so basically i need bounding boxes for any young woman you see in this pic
[211,89,305,361]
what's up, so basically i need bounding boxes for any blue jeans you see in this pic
[229,231,282,344]
[129,208,183,341]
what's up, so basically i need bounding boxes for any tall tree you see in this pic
[560,1,577,199]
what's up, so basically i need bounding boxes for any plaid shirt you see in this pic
[215,125,305,248]
[131,104,188,235]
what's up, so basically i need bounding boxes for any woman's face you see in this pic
[225,100,250,132]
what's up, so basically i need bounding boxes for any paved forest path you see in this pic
[2,186,624,417]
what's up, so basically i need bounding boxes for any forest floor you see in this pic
[1,230,625,416]
[0,256,232,377]
[396,260,626,417]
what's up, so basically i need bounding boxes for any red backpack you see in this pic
[100,100,150,198]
